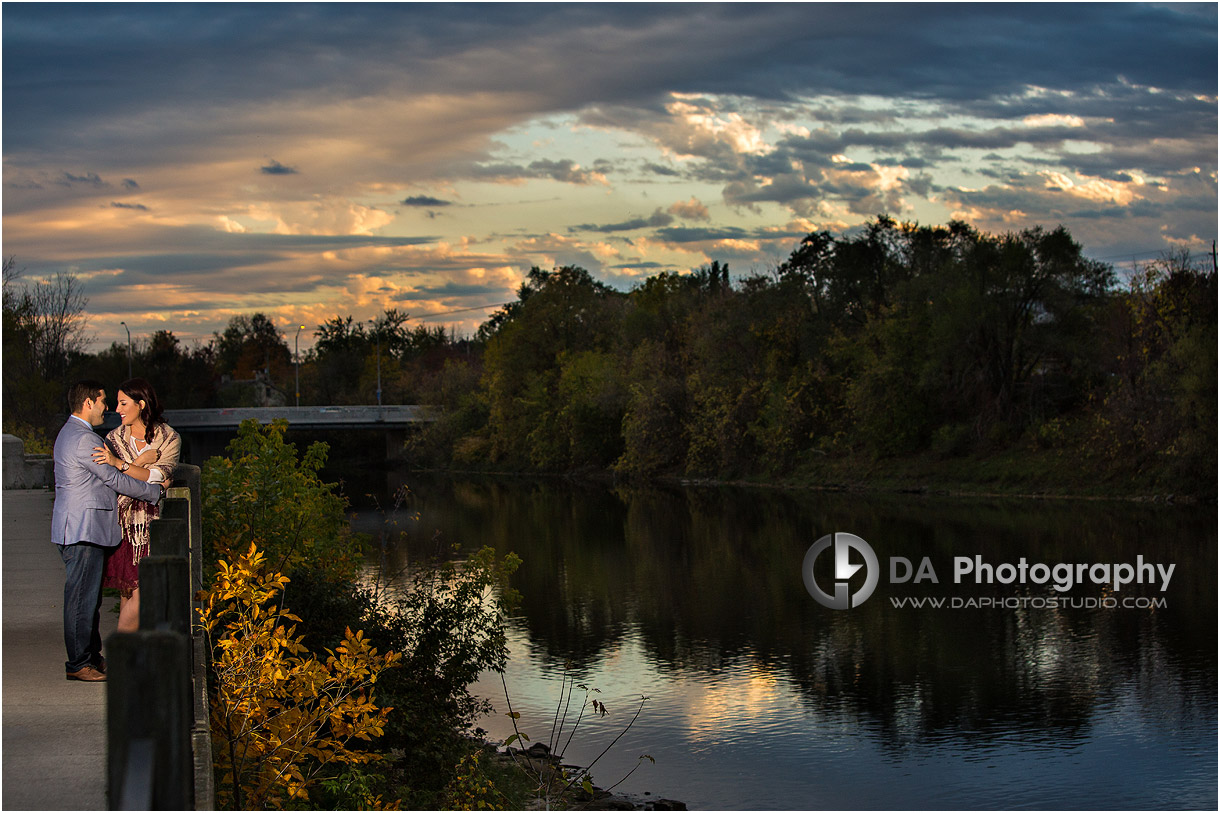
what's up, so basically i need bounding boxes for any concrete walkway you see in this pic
[3,488,117,811]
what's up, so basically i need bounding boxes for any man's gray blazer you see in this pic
[51,417,163,547]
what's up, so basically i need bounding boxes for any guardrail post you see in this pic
[107,630,193,810]
[139,554,191,637]
[149,516,189,559]
[159,497,190,539]
[159,495,189,522]
[167,465,203,597]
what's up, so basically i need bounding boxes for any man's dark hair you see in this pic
[67,380,105,414]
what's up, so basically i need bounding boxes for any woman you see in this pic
[91,378,181,633]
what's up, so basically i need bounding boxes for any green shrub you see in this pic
[202,418,359,581]
[931,422,975,457]
[286,547,522,807]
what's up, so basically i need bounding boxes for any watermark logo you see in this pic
[802,532,1175,611]
[803,532,879,609]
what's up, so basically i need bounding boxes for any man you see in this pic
[52,380,164,681]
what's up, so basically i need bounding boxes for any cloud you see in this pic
[58,171,106,187]
[668,197,710,221]
[402,195,453,207]
[721,163,908,219]
[611,261,666,270]
[242,200,395,236]
[2,3,1213,345]
[4,221,438,285]
[508,233,621,273]
[659,95,774,159]
[938,168,1217,260]
[654,226,754,244]
[65,235,534,343]
[636,220,815,269]
[468,159,608,186]
[399,281,504,298]
[4,6,1213,172]
[260,159,298,175]
[573,209,674,233]
[643,161,682,177]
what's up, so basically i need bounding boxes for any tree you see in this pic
[131,329,220,409]
[314,315,369,356]
[779,216,909,330]
[481,266,625,465]
[2,257,90,441]
[1094,249,1216,481]
[2,257,89,379]
[615,339,688,477]
[215,313,292,381]
[369,309,412,359]
[202,419,359,581]
[202,543,401,810]
[776,219,1115,453]
[917,224,1113,429]
[310,316,370,403]
[307,310,427,404]
[395,546,521,744]
[28,271,90,379]
[405,218,1208,493]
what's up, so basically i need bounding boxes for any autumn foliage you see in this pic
[201,543,401,810]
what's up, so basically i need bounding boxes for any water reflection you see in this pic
[350,473,1216,809]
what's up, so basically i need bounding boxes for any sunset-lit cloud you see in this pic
[2,3,1214,349]
[668,197,711,221]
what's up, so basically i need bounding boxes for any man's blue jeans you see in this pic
[58,542,106,673]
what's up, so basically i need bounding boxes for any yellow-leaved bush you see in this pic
[201,543,402,810]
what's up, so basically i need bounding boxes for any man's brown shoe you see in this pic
[66,666,106,682]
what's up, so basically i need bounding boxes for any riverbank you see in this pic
[488,742,686,811]
[726,443,1212,502]
[398,442,1213,506]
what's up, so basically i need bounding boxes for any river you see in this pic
[346,473,1216,810]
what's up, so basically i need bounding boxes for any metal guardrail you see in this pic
[106,464,213,810]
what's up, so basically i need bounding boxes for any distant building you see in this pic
[217,369,287,408]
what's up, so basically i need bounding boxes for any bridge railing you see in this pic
[106,464,214,810]
[163,404,437,429]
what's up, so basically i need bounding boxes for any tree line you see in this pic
[430,216,1214,494]
[4,215,1215,493]
[2,263,472,449]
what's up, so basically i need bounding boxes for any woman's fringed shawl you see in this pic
[106,423,182,583]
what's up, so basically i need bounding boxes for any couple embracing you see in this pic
[51,378,180,682]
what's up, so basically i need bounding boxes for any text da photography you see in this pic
[803,532,1176,610]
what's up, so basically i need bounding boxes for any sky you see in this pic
[3,2,1216,351]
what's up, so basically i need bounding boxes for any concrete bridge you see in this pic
[162,404,436,430]
[158,405,437,464]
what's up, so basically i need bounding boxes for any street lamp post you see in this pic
[119,321,132,379]
[294,325,305,407]
[368,318,382,406]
